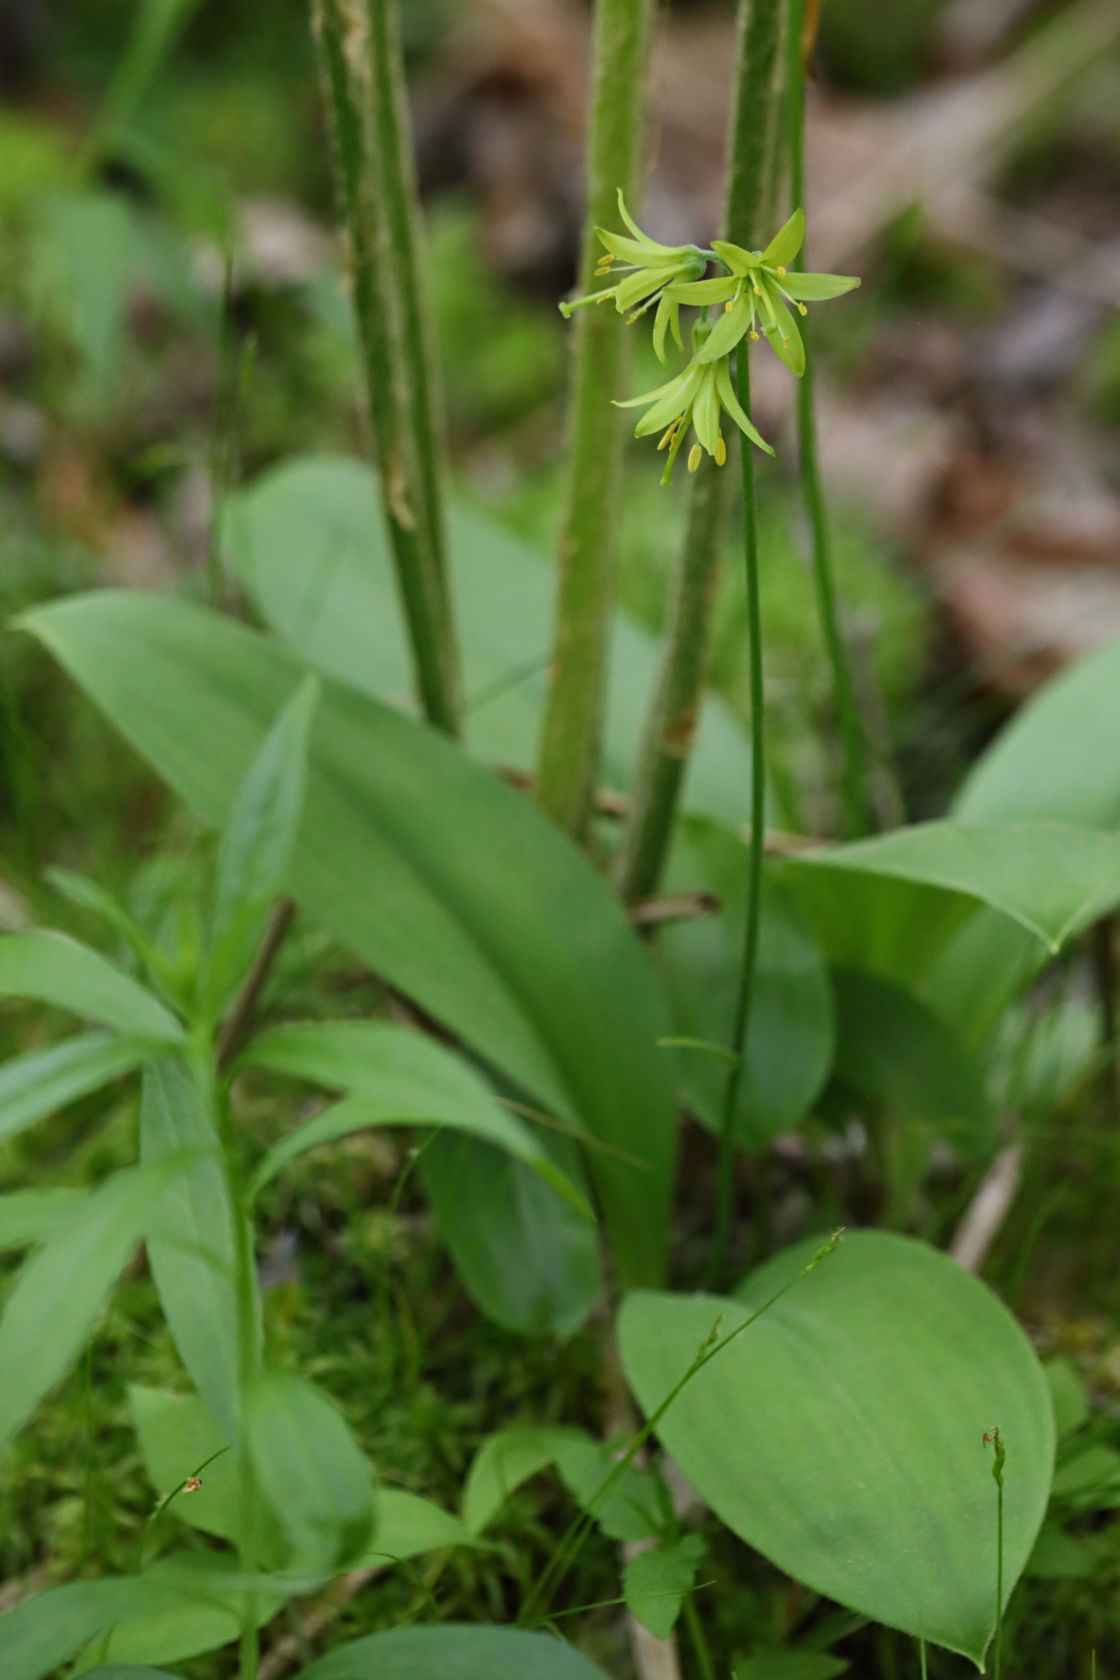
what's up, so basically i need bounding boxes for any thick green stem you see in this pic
[714,345,766,1280]
[312,0,460,735]
[787,0,868,835]
[535,0,651,837]
[615,0,785,901]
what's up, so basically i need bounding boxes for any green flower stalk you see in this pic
[560,189,709,361]
[617,319,774,483]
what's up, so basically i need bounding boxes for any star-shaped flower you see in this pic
[616,320,775,484]
[691,209,860,375]
[559,189,709,359]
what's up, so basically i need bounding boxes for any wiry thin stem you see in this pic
[616,0,786,901]
[311,0,460,735]
[713,343,766,1281]
[535,0,652,838]
[787,0,868,835]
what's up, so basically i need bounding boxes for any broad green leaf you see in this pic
[831,969,993,1150]
[460,1425,662,1541]
[781,865,975,997]
[0,1033,149,1149]
[245,1372,375,1572]
[25,590,675,1285]
[77,1553,287,1673]
[658,822,833,1147]
[622,1534,706,1639]
[243,1021,588,1215]
[550,1433,665,1543]
[130,1385,241,1546]
[954,634,1120,825]
[358,1489,478,1566]
[420,1131,600,1335]
[140,1058,255,1438]
[297,1624,614,1680]
[0,1580,138,1680]
[0,1158,186,1457]
[0,1188,89,1249]
[224,454,756,831]
[1045,1358,1089,1441]
[732,1656,848,1680]
[462,1426,586,1535]
[619,1231,1054,1667]
[0,931,183,1042]
[207,674,317,1012]
[787,820,1120,952]
[82,1669,182,1679]
[1024,1519,1094,1579]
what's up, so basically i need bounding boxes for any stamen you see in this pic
[688,444,702,473]
[657,422,679,451]
[752,280,762,295]
[724,299,734,312]
[781,335,790,347]
[749,330,760,340]
[715,435,727,466]
[777,265,787,277]
[797,302,807,315]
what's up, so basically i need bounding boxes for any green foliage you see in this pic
[298,1624,615,1679]
[23,588,676,1287]
[620,1232,1055,1666]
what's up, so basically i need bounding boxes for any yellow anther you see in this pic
[797,302,807,315]
[752,280,762,295]
[627,311,640,324]
[781,335,789,347]
[715,435,727,466]
[777,265,787,276]
[749,330,760,340]
[657,423,678,451]
[688,444,702,473]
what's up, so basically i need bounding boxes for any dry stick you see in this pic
[311,0,460,735]
[786,0,869,839]
[535,0,652,838]
[616,0,787,903]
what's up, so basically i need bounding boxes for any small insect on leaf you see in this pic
[183,1475,202,1493]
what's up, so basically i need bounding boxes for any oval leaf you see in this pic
[420,1131,600,1336]
[619,1231,1054,1666]
[245,1372,375,1572]
[297,1624,614,1680]
[24,591,675,1285]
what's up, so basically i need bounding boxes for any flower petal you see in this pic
[596,229,681,266]
[715,359,774,456]
[779,270,861,301]
[615,269,668,312]
[711,239,760,276]
[692,366,721,455]
[666,276,737,305]
[614,369,691,409]
[652,292,676,364]
[762,208,805,268]
[695,295,755,362]
[762,292,805,375]
[633,363,704,436]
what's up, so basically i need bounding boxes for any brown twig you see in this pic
[216,898,296,1071]
[949,1141,1023,1273]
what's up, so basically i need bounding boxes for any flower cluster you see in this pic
[560,192,859,483]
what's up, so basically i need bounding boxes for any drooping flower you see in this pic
[694,208,860,375]
[615,320,775,484]
[559,189,709,360]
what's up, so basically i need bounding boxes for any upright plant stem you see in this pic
[535,0,651,838]
[786,0,868,835]
[312,0,460,735]
[615,0,786,902]
[714,344,766,1279]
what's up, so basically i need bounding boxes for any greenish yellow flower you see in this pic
[559,189,709,359]
[616,320,775,485]
[691,208,860,375]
